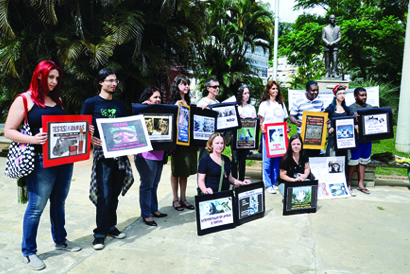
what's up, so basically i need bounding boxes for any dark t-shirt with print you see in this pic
[81,95,127,139]
[198,154,231,193]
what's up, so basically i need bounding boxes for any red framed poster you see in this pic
[42,115,92,168]
[264,122,288,158]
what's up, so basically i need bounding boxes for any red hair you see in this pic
[28,60,63,108]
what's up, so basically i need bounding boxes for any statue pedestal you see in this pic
[317,78,349,90]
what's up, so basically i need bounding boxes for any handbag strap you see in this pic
[19,94,29,124]
[218,156,225,192]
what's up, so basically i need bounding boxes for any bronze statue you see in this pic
[322,14,341,78]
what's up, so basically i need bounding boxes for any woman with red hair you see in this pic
[4,60,81,270]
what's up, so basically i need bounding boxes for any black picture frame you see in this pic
[333,116,357,150]
[132,103,177,151]
[209,102,241,131]
[234,181,265,225]
[232,118,260,150]
[357,107,394,142]
[190,106,218,147]
[283,180,318,216]
[195,190,236,236]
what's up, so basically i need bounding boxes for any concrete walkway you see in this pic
[0,156,410,274]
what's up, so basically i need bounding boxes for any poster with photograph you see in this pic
[334,116,357,150]
[233,118,260,150]
[283,181,318,216]
[301,111,328,149]
[209,102,241,131]
[190,106,218,146]
[132,103,177,151]
[309,156,351,199]
[235,181,265,225]
[42,115,92,168]
[96,115,152,158]
[195,190,236,236]
[357,107,394,142]
[177,103,190,146]
[264,122,288,158]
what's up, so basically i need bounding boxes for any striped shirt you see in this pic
[290,94,325,134]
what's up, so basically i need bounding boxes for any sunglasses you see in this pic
[209,85,220,89]
[179,81,190,86]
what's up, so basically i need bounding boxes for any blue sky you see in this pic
[261,0,326,23]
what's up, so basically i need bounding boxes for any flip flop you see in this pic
[357,188,370,194]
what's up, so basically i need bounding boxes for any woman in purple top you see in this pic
[134,87,167,227]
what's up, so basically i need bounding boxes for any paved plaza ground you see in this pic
[0,156,410,274]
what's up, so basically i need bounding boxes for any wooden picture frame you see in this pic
[42,115,92,168]
[301,111,328,150]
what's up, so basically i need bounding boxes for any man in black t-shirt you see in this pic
[81,68,133,250]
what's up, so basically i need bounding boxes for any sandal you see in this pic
[173,200,184,211]
[180,199,195,210]
[357,188,370,194]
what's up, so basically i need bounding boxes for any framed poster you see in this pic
[309,156,350,199]
[234,181,265,225]
[283,180,318,216]
[333,116,357,150]
[96,115,152,158]
[264,122,288,158]
[209,102,241,131]
[357,107,394,142]
[177,103,191,146]
[195,190,236,236]
[190,106,218,147]
[233,118,260,150]
[42,115,92,168]
[132,103,177,151]
[301,111,328,150]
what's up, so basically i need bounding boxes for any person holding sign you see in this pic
[4,60,81,270]
[168,75,197,211]
[198,133,251,195]
[134,87,168,226]
[258,81,290,194]
[289,80,325,157]
[81,68,132,250]
[278,135,312,195]
[231,84,256,181]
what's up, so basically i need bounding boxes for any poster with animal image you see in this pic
[97,115,152,158]
[283,181,318,216]
[42,115,92,168]
[357,107,394,142]
[144,114,172,141]
[309,156,350,199]
[193,114,215,140]
[301,111,328,150]
[177,103,190,146]
[234,118,260,150]
[264,122,288,158]
[334,116,356,150]
[209,102,241,131]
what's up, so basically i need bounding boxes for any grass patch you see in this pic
[377,206,385,211]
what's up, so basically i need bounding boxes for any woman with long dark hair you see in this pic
[168,75,197,211]
[231,84,256,181]
[258,81,291,194]
[4,60,81,270]
[279,134,311,182]
[134,86,168,226]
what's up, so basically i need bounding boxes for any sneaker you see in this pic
[272,185,279,190]
[55,240,82,252]
[350,190,356,197]
[266,186,277,194]
[92,238,105,250]
[108,228,126,239]
[23,254,45,271]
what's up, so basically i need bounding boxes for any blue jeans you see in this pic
[134,155,163,218]
[261,134,281,189]
[231,149,249,181]
[94,157,125,238]
[22,156,73,256]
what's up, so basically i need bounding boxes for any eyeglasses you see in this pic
[179,82,189,86]
[336,92,346,96]
[105,79,119,84]
[209,85,220,89]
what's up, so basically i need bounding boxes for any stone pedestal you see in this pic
[317,78,349,91]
